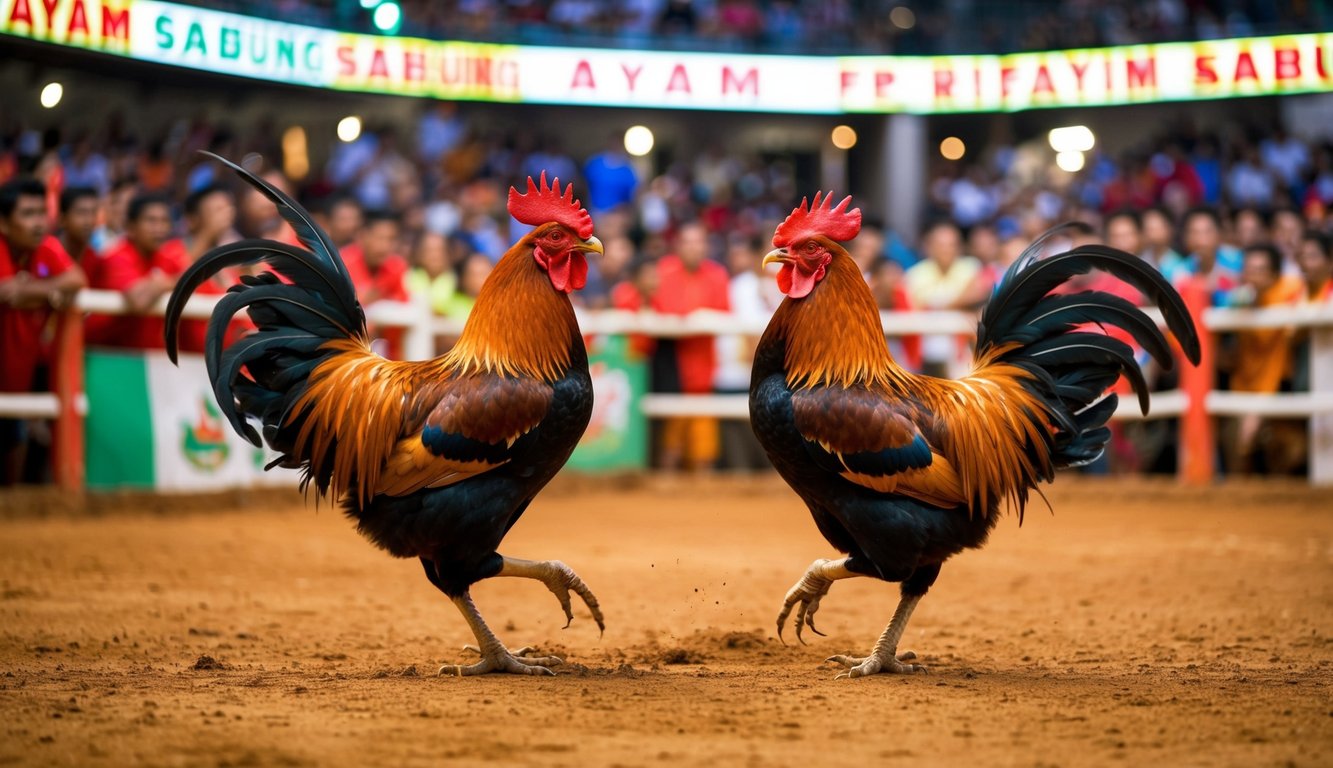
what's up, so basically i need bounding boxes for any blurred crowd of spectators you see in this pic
[2,102,1331,482]
[193,0,1322,55]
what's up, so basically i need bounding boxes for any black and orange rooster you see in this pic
[749,194,1199,678]
[165,157,605,676]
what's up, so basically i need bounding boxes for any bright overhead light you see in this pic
[1049,125,1095,153]
[40,82,63,109]
[372,1,401,32]
[831,125,858,150]
[359,0,377,7]
[890,6,916,29]
[939,136,965,160]
[624,125,654,157]
[337,116,362,143]
[1055,150,1086,173]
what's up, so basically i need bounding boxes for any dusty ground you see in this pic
[0,476,1329,767]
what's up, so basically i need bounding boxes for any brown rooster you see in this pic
[166,157,605,676]
[748,194,1199,678]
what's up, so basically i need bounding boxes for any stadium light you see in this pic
[831,125,857,150]
[939,136,965,160]
[40,82,63,109]
[890,6,916,29]
[624,125,654,157]
[1055,150,1086,173]
[1048,125,1095,153]
[337,116,362,143]
[359,0,377,7]
[372,1,401,33]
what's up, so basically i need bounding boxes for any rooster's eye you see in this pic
[549,230,565,241]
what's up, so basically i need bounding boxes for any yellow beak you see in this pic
[579,235,604,256]
[763,248,792,268]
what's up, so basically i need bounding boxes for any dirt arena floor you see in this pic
[1,476,1330,767]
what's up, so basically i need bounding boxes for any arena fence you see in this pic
[2,286,1330,491]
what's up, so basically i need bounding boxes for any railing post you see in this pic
[402,292,434,362]
[1178,277,1214,485]
[51,306,85,493]
[1311,324,1333,486]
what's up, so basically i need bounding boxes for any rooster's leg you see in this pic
[437,590,565,677]
[776,558,860,644]
[826,593,927,677]
[826,563,939,678]
[493,556,606,634]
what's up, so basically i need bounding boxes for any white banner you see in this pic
[147,352,297,491]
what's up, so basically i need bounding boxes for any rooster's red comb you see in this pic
[772,192,861,248]
[507,172,593,239]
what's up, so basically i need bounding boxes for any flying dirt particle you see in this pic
[722,631,765,650]
[660,648,706,665]
[191,655,225,671]
[615,663,643,678]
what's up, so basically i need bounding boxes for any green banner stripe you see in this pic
[85,351,155,488]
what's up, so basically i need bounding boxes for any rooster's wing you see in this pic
[792,386,963,507]
[377,373,553,497]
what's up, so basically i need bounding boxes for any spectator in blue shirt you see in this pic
[583,133,640,217]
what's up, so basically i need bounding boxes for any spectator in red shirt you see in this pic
[0,178,86,484]
[343,209,409,357]
[344,209,409,303]
[85,193,188,350]
[611,257,660,361]
[652,221,730,471]
[57,186,100,270]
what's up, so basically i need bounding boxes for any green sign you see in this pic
[567,334,648,471]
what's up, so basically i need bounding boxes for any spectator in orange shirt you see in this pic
[85,193,188,350]
[1297,231,1332,304]
[343,209,409,357]
[652,221,729,471]
[0,178,86,484]
[1227,243,1302,471]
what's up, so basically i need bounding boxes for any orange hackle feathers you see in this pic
[507,172,594,239]
[281,228,582,507]
[763,245,907,392]
[773,192,862,248]
[441,231,581,382]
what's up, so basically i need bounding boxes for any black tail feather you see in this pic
[164,153,365,453]
[981,238,1201,366]
[976,229,1200,471]
[197,152,358,318]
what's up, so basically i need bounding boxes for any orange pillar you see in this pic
[1178,277,1213,485]
[51,307,85,492]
